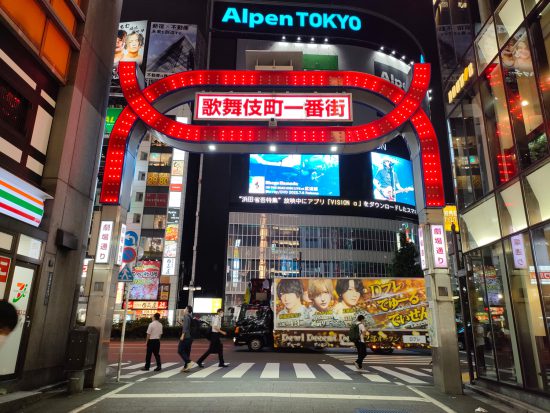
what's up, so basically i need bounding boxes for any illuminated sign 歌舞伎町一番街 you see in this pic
[195,93,352,122]
[221,7,362,31]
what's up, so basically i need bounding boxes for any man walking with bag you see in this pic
[350,314,369,370]
[196,308,229,368]
[178,305,197,372]
[142,313,163,371]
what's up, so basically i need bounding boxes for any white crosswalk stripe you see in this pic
[319,364,352,380]
[421,368,432,373]
[119,362,178,379]
[187,365,221,378]
[119,362,145,371]
[223,362,254,378]
[363,373,390,382]
[260,363,280,379]
[370,366,428,384]
[109,362,130,367]
[153,365,185,378]
[396,367,432,377]
[293,363,315,379]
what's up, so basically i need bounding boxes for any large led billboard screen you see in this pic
[371,152,415,207]
[249,154,340,196]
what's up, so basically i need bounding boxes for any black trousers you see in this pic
[145,339,161,369]
[178,337,193,366]
[197,333,224,365]
[354,340,367,368]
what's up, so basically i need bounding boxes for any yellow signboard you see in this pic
[443,205,459,232]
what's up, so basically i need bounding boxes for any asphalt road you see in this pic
[15,339,504,413]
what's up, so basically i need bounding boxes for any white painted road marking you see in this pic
[396,367,432,377]
[260,363,280,379]
[370,366,428,384]
[319,364,352,380]
[153,365,186,378]
[108,392,429,402]
[293,363,315,379]
[362,374,390,383]
[223,363,254,378]
[187,365,221,378]
[119,363,178,379]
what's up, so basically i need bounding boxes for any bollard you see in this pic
[67,370,85,394]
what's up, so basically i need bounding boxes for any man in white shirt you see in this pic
[196,309,229,367]
[353,314,370,370]
[142,313,163,371]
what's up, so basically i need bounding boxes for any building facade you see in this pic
[436,0,550,406]
[0,0,121,390]
[225,212,416,309]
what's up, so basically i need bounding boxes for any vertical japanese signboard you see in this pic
[96,221,114,264]
[116,224,127,266]
[430,225,447,268]
[418,227,427,270]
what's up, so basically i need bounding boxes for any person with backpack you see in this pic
[349,314,370,370]
[178,305,197,372]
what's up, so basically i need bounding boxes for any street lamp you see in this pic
[183,281,202,306]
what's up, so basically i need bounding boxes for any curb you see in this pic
[465,383,548,413]
[0,381,67,412]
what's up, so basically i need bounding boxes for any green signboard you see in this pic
[105,108,123,134]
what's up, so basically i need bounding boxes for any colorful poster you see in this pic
[128,261,160,300]
[274,277,428,331]
[145,23,197,84]
[113,20,148,81]
[158,283,170,301]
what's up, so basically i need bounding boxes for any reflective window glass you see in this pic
[468,250,498,378]
[479,59,517,184]
[496,181,528,236]
[523,0,543,15]
[524,162,550,225]
[530,225,550,391]
[0,232,13,251]
[460,196,501,251]
[495,0,524,46]
[482,243,521,384]
[504,233,550,392]
[501,28,547,169]
[476,19,499,72]
[529,4,550,138]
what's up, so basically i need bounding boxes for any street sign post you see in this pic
[116,265,133,382]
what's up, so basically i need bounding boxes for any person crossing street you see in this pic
[178,305,197,372]
[350,314,370,370]
[141,313,163,371]
[196,308,229,368]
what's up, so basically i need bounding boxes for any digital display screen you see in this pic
[193,297,223,314]
[249,154,340,196]
[371,152,415,207]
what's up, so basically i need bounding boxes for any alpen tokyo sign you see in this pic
[221,7,362,31]
[195,93,352,122]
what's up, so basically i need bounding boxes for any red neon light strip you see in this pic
[100,64,444,208]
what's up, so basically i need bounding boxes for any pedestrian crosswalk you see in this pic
[328,354,432,366]
[109,361,433,385]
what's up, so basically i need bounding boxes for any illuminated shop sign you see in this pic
[447,63,474,104]
[195,93,352,122]
[430,225,447,268]
[221,7,362,31]
[418,227,427,270]
[96,221,114,264]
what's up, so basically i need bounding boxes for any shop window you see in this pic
[16,234,42,260]
[496,180,528,236]
[529,4,550,144]
[495,0,524,47]
[523,161,550,225]
[0,232,13,251]
[141,214,154,229]
[133,213,141,224]
[501,28,547,168]
[483,243,521,384]
[436,0,458,82]
[137,171,146,181]
[135,192,144,202]
[531,224,550,391]
[475,0,494,31]
[480,59,518,184]
[503,232,550,392]
[460,195,501,251]
[153,215,166,229]
[139,152,148,161]
[467,250,498,379]
[475,19,499,72]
